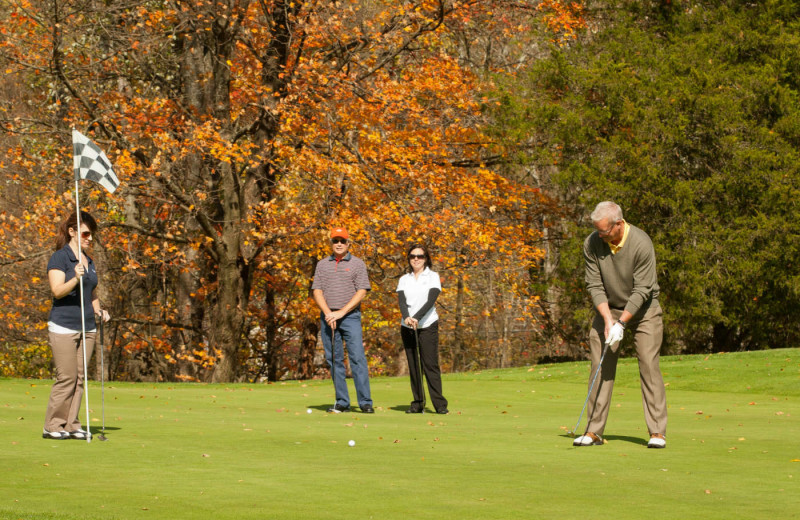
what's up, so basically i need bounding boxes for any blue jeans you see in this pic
[320,310,372,408]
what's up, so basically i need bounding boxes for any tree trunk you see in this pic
[453,273,466,371]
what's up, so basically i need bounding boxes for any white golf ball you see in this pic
[306,408,312,414]
[348,440,356,447]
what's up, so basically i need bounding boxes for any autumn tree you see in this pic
[1,0,584,381]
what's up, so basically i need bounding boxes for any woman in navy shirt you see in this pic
[396,243,448,414]
[43,211,110,440]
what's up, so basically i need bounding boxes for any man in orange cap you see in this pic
[312,227,374,413]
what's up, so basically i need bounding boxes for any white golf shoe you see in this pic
[647,433,666,449]
[573,432,603,446]
[69,428,90,440]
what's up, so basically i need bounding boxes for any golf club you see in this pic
[414,325,426,413]
[97,318,108,441]
[568,339,612,438]
[330,322,337,407]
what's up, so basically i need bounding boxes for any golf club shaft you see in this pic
[571,340,611,435]
[100,319,105,435]
[414,325,426,411]
[330,322,336,400]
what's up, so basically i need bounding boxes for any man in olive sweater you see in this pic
[573,201,667,449]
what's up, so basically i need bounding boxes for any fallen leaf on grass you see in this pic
[704,490,712,495]
[202,453,210,457]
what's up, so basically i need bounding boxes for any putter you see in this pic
[568,339,612,438]
[414,325,426,413]
[97,319,108,441]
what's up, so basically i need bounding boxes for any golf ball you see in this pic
[306,408,312,414]
[348,440,356,447]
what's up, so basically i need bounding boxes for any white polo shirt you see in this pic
[396,268,441,329]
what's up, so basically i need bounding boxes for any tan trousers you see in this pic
[585,305,667,437]
[44,331,96,432]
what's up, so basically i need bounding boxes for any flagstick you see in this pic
[75,181,91,443]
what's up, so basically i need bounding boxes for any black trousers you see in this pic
[401,321,447,411]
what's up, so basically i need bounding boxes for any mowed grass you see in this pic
[1,348,798,520]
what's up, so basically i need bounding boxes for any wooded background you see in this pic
[2,0,799,383]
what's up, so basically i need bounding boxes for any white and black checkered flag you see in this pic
[72,129,120,193]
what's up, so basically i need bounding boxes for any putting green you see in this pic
[1,349,798,519]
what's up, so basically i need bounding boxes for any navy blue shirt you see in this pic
[47,245,98,331]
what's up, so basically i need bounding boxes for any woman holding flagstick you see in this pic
[43,211,110,440]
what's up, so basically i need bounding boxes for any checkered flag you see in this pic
[72,129,120,193]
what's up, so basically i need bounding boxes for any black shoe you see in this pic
[436,408,449,415]
[405,404,423,414]
[360,404,375,413]
[327,404,350,413]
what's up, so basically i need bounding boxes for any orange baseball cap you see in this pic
[330,227,349,240]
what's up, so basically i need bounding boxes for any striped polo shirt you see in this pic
[311,253,371,310]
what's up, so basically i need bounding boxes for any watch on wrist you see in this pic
[617,319,627,329]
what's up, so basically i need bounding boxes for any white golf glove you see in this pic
[606,322,625,346]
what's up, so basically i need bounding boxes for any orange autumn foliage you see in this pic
[0,0,585,381]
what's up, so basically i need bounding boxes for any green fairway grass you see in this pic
[1,349,798,519]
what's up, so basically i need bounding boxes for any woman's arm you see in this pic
[397,291,410,320]
[411,288,441,321]
[48,266,83,300]
[92,292,110,322]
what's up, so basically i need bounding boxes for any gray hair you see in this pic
[590,201,623,223]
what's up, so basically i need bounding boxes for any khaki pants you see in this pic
[585,305,667,437]
[44,331,96,432]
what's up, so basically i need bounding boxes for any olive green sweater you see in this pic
[583,224,660,318]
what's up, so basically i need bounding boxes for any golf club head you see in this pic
[97,433,108,441]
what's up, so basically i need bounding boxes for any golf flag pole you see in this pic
[74,181,92,442]
[72,129,120,443]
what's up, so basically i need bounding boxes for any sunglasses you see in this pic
[81,231,92,239]
[331,238,348,244]
[408,254,426,260]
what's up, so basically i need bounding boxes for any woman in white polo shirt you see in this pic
[396,243,448,414]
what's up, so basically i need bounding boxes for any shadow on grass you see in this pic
[89,426,121,435]
[307,403,424,414]
[306,404,374,413]
[603,435,648,446]
[559,433,649,447]
[388,405,422,413]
